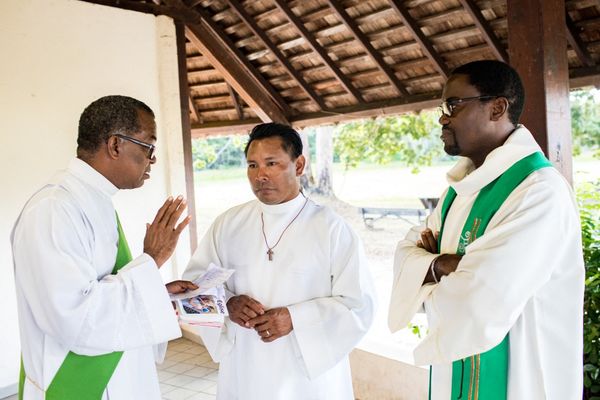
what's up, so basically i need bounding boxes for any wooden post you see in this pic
[507,0,573,184]
[176,21,198,252]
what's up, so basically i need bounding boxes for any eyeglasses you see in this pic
[113,134,156,159]
[439,95,498,118]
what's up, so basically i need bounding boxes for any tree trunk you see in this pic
[315,125,334,196]
[298,129,314,192]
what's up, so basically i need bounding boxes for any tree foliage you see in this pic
[579,180,600,399]
[570,90,600,157]
[333,111,443,172]
[192,135,247,170]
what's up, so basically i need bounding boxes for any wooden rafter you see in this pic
[271,0,365,104]
[226,83,244,120]
[224,0,327,110]
[179,1,294,117]
[324,0,409,97]
[191,118,263,137]
[458,0,508,62]
[188,95,203,123]
[566,13,595,67]
[388,0,450,79]
[184,25,287,123]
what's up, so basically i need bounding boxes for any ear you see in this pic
[295,154,306,176]
[490,97,509,121]
[107,136,121,160]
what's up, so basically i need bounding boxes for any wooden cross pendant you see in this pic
[267,249,274,261]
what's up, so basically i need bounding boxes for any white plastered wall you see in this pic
[0,0,188,394]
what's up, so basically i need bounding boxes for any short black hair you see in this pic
[244,123,303,159]
[451,60,525,125]
[77,95,154,155]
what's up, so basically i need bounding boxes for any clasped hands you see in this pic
[417,228,462,283]
[226,295,292,343]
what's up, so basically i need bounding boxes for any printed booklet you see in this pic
[176,286,227,327]
[172,263,234,328]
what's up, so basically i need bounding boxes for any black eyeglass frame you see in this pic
[439,95,499,118]
[113,133,156,159]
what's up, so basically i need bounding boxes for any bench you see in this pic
[359,198,439,229]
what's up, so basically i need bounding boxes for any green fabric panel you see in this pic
[43,212,132,400]
[435,152,552,399]
[18,358,24,400]
[45,352,124,400]
[113,213,132,274]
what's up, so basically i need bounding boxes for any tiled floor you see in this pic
[3,338,217,400]
[159,337,218,400]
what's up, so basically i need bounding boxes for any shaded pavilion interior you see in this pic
[81,0,600,245]
[83,0,600,136]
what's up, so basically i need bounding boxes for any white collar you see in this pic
[259,192,307,215]
[446,125,542,196]
[68,158,119,197]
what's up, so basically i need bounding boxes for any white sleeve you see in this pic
[287,221,377,379]
[12,197,181,356]
[414,176,580,365]
[388,191,445,333]
[183,216,234,300]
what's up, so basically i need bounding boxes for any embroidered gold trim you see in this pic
[26,375,45,393]
[468,355,475,400]
[471,218,482,241]
[474,354,481,400]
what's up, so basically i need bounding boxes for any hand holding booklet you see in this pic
[172,263,234,327]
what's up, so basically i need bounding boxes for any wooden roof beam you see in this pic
[388,0,450,79]
[458,0,508,62]
[180,1,294,118]
[224,0,327,111]
[291,94,442,128]
[189,95,203,123]
[566,13,595,67]
[191,118,263,137]
[226,83,245,120]
[171,0,291,124]
[272,0,365,104]
[184,24,287,124]
[324,0,409,97]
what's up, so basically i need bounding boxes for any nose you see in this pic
[439,113,450,126]
[149,155,157,164]
[256,166,268,181]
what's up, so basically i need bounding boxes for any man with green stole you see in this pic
[12,95,197,399]
[388,61,584,399]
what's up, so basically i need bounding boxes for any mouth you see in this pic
[143,170,151,179]
[255,187,275,194]
[441,127,453,140]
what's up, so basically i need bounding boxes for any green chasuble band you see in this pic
[433,152,552,400]
[20,213,132,400]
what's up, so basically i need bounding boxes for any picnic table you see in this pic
[359,197,439,228]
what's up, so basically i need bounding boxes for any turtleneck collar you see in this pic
[446,125,542,196]
[259,192,307,215]
[68,157,119,198]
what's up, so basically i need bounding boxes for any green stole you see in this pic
[433,152,552,400]
[19,213,132,400]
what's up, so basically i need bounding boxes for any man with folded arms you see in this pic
[389,61,584,399]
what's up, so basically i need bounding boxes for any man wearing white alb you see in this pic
[184,123,376,400]
[12,96,196,400]
[388,61,584,399]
